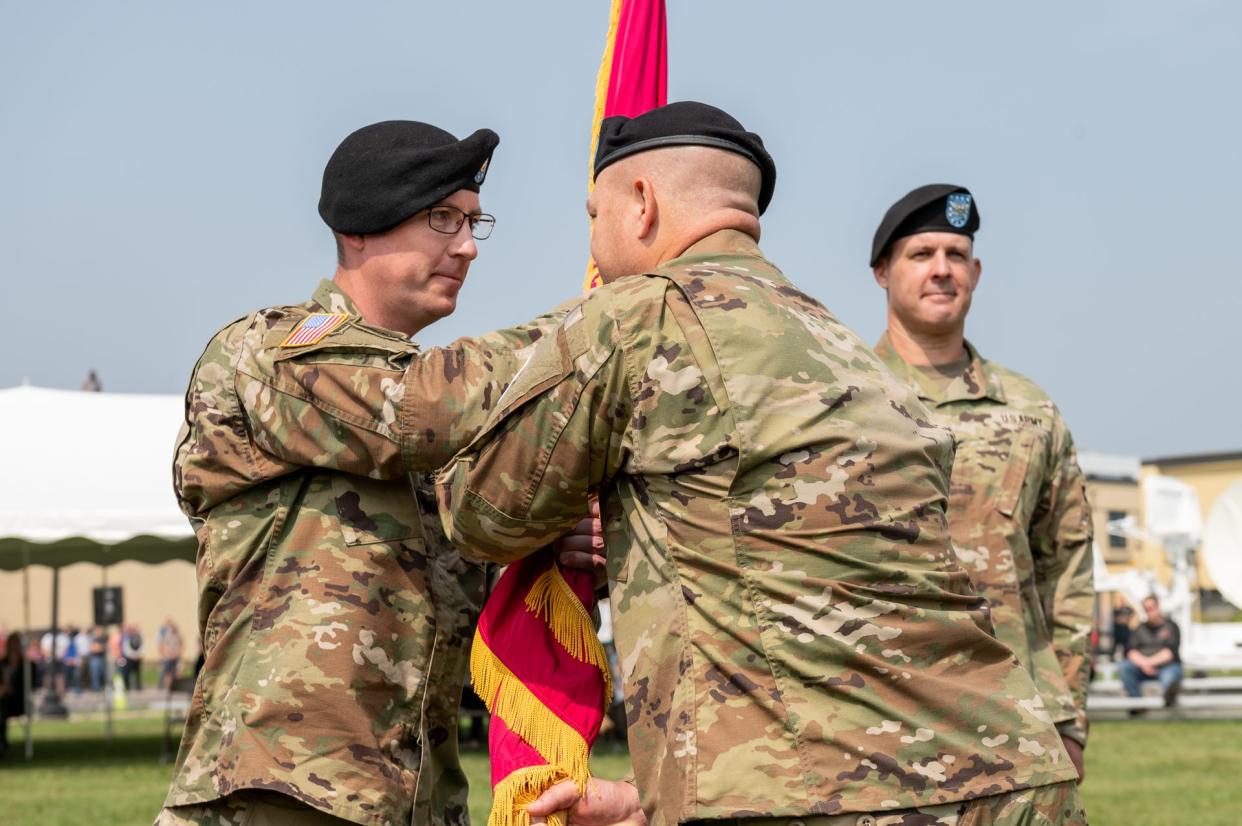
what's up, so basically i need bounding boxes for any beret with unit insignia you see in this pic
[319,120,498,235]
[594,101,777,215]
[870,183,980,266]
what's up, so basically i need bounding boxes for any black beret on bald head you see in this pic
[594,101,777,215]
[319,120,499,235]
[870,183,980,266]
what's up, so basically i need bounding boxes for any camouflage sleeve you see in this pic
[238,305,569,479]
[1030,418,1095,747]
[436,292,634,561]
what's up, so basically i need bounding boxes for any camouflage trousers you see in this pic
[690,781,1085,826]
[154,792,359,826]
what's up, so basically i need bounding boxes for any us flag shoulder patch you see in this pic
[280,313,351,347]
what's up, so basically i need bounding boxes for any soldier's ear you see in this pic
[872,260,890,290]
[971,257,982,290]
[633,177,658,241]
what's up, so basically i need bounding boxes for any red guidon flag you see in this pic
[470,2,667,824]
[584,0,668,291]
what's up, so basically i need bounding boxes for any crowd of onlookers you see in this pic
[26,618,187,694]
[16,622,169,694]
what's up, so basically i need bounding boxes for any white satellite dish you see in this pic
[1143,475,1203,541]
[1203,481,1242,610]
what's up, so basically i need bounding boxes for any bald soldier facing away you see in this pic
[159,121,580,826]
[439,102,1085,825]
[869,185,1095,781]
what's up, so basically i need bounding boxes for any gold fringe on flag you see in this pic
[470,631,593,784]
[523,566,614,704]
[487,764,573,826]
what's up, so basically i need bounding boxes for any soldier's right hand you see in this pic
[553,500,605,588]
[525,778,646,826]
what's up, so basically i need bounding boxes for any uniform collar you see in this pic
[311,279,363,316]
[309,279,414,342]
[676,229,764,261]
[874,332,1006,405]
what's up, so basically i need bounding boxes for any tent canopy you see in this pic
[0,385,195,570]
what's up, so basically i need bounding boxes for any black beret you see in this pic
[594,101,777,215]
[870,184,980,266]
[319,120,498,235]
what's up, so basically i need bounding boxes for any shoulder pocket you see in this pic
[331,475,425,546]
[490,304,592,422]
[273,339,416,369]
[995,432,1043,518]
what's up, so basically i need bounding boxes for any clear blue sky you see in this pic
[2,1,1238,459]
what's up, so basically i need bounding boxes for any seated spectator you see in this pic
[1118,594,1184,707]
[0,632,27,759]
[157,618,183,690]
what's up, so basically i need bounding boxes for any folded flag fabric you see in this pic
[472,550,611,825]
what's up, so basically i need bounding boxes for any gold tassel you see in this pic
[523,566,614,705]
[470,632,593,786]
[487,764,573,826]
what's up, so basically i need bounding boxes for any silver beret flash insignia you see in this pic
[946,192,973,228]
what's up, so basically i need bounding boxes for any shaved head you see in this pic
[588,146,763,281]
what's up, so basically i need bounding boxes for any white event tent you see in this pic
[0,384,195,759]
[0,385,194,570]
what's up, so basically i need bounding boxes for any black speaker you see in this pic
[93,586,123,626]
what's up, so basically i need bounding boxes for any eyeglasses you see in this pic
[426,204,496,240]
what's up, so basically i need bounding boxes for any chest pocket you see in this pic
[332,474,425,546]
[994,431,1048,519]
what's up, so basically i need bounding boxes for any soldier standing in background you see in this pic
[441,102,1085,825]
[869,184,1095,781]
[157,121,585,826]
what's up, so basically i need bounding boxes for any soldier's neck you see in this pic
[885,316,967,367]
[333,270,426,338]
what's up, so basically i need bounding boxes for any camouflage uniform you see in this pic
[874,336,1095,747]
[156,791,356,825]
[163,280,560,826]
[695,778,1085,825]
[438,231,1080,823]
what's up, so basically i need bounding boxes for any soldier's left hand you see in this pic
[553,500,605,586]
[1061,735,1085,783]
[526,778,646,826]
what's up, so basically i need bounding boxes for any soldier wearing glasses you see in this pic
[157,121,568,826]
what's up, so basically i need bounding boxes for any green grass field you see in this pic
[1,717,1238,825]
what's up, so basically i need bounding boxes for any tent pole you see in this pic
[37,567,68,718]
[101,563,112,743]
[22,547,34,761]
